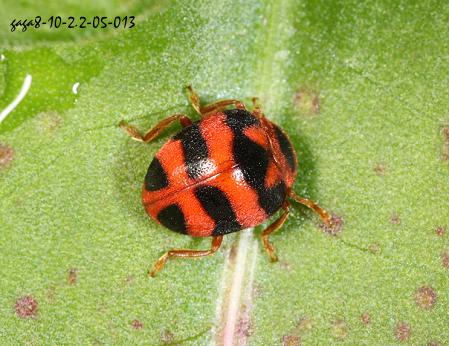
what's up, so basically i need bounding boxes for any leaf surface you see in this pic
[1,1,448,344]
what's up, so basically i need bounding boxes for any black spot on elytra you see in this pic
[225,109,260,131]
[173,123,209,179]
[195,185,241,235]
[145,158,169,191]
[157,204,187,234]
[274,125,297,171]
[259,181,287,215]
[224,109,286,216]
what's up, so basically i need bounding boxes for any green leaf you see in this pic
[1,1,448,344]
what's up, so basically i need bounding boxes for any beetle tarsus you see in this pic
[261,207,290,262]
[148,235,224,277]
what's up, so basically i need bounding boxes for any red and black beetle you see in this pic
[120,86,332,276]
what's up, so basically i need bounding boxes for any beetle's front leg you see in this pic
[119,113,192,143]
[186,85,246,118]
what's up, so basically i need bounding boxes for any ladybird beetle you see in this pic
[120,86,333,277]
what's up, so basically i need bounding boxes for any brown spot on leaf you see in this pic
[0,143,14,169]
[131,319,143,330]
[36,111,63,134]
[373,163,386,175]
[15,295,38,318]
[427,341,441,346]
[443,126,449,140]
[229,242,238,262]
[441,250,449,269]
[441,126,449,161]
[390,213,401,225]
[415,286,437,310]
[67,268,77,285]
[332,320,349,340]
[279,260,292,271]
[124,275,134,285]
[361,312,371,325]
[160,329,175,343]
[45,285,56,303]
[320,214,344,236]
[293,88,320,115]
[435,226,446,237]
[394,322,411,342]
[311,97,319,113]
[236,310,252,342]
[296,316,313,333]
[331,319,348,340]
[282,335,301,346]
[368,243,381,254]
[252,283,263,298]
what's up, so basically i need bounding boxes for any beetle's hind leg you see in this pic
[261,202,290,262]
[149,235,224,277]
[186,85,246,118]
[119,113,192,143]
[261,193,332,262]
[251,97,265,119]
[289,191,333,227]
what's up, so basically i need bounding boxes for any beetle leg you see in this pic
[251,97,265,119]
[289,191,333,227]
[200,99,247,117]
[149,235,224,277]
[186,85,246,117]
[186,85,202,116]
[261,203,290,262]
[251,97,260,109]
[119,113,192,143]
